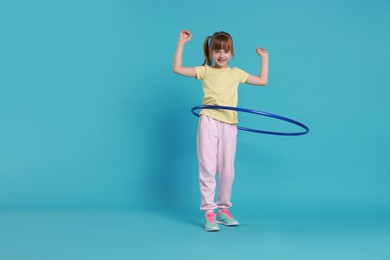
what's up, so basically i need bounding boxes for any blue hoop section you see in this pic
[191,105,309,136]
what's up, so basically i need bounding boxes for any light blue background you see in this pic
[1,0,390,259]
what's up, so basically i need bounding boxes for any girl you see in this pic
[173,30,268,231]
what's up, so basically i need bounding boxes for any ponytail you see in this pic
[202,36,212,66]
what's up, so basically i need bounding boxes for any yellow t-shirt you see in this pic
[195,65,249,124]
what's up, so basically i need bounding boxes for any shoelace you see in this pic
[218,209,233,218]
[205,213,215,222]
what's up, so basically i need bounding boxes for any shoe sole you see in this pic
[216,221,240,226]
[204,227,220,232]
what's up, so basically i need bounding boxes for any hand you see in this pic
[256,48,268,58]
[178,30,192,44]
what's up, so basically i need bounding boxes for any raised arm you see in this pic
[245,48,269,86]
[173,30,197,78]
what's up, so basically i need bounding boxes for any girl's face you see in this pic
[212,49,231,68]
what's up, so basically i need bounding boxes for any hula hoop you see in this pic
[191,105,309,136]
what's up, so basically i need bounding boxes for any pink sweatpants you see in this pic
[197,115,238,211]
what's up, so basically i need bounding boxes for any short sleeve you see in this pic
[234,67,250,83]
[195,66,206,80]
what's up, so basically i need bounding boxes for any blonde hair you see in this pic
[202,31,235,66]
